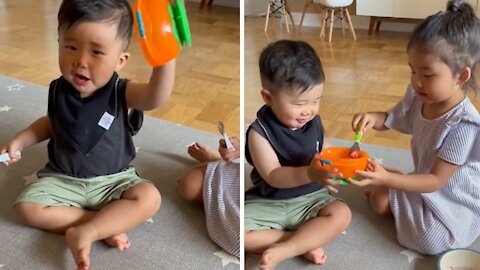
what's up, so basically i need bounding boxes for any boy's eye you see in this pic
[424,74,435,78]
[93,50,104,55]
[65,45,76,51]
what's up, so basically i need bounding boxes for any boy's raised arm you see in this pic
[125,59,176,111]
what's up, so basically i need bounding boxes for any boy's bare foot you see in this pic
[187,143,221,162]
[303,247,327,264]
[66,226,97,270]
[104,233,131,251]
[259,244,292,270]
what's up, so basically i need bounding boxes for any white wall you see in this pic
[188,0,239,8]
[245,0,266,16]
[294,13,417,32]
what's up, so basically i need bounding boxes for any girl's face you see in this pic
[58,21,129,98]
[262,83,323,129]
[408,47,467,106]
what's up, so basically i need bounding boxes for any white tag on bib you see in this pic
[98,112,115,130]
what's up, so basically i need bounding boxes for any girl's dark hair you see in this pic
[407,0,480,92]
[259,40,325,94]
[57,0,133,50]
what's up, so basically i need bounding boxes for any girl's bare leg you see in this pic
[258,201,351,270]
[178,142,224,203]
[188,143,221,162]
[177,162,207,203]
[364,186,391,215]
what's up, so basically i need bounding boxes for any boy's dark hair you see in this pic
[407,0,480,92]
[57,0,133,50]
[259,40,325,94]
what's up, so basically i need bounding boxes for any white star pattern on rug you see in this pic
[213,251,239,267]
[373,157,384,165]
[0,264,4,268]
[23,172,38,186]
[145,217,154,223]
[400,249,424,263]
[0,106,12,112]
[7,83,24,91]
[135,147,140,153]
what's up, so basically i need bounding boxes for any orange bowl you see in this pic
[133,0,181,67]
[316,147,369,179]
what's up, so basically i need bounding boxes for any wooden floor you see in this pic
[245,17,480,149]
[0,0,240,139]
[2,2,480,150]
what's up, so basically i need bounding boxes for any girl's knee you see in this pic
[176,168,204,202]
[176,174,191,199]
[369,187,391,215]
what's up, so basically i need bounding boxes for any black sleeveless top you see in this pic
[43,73,143,178]
[245,105,325,200]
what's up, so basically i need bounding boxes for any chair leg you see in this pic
[281,1,290,32]
[328,8,334,42]
[320,8,327,38]
[368,16,375,35]
[376,20,382,32]
[344,8,357,40]
[199,0,207,9]
[340,7,346,36]
[264,2,271,32]
[208,0,214,6]
[284,1,295,27]
[299,0,313,27]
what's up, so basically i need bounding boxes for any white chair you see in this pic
[264,0,295,32]
[300,0,356,42]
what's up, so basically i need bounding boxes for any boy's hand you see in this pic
[218,137,240,162]
[1,140,24,166]
[348,159,390,187]
[307,154,342,193]
[352,112,377,133]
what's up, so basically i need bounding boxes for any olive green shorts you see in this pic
[244,188,337,231]
[14,167,146,211]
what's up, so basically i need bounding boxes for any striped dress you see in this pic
[384,86,480,255]
[203,160,240,258]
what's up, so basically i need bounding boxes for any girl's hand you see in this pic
[307,154,342,193]
[352,112,377,133]
[348,159,390,187]
[0,140,23,166]
[218,137,240,162]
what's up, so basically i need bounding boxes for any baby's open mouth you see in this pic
[74,74,91,86]
[76,74,90,81]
